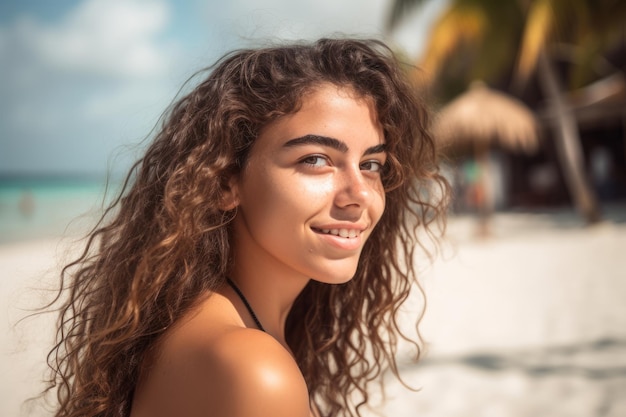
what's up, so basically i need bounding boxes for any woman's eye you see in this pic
[360,160,383,173]
[300,155,329,167]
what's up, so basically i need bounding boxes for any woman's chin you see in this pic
[309,269,358,285]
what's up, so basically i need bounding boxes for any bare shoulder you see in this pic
[131,302,310,417]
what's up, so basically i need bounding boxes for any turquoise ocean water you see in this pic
[0,177,118,245]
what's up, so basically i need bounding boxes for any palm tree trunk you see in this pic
[537,48,601,224]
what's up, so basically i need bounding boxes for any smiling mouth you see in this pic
[312,227,362,239]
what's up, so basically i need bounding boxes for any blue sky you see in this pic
[0,0,444,177]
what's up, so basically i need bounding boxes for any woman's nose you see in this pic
[333,167,373,209]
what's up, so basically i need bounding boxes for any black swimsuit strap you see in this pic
[226,278,266,332]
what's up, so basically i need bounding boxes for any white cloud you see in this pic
[219,0,389,43]
[221,0,447,62]
[11,0,172,78]
[0,0,184,175]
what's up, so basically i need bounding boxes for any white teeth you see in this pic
[318,228,360,238]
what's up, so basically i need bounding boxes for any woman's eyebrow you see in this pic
[283,134,386,155]
[364,144,387,155]
[283,134,348,152]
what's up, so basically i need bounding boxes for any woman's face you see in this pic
[231,84,386,284]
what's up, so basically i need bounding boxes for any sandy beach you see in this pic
[370,204,626,417]
[2,204,626,416]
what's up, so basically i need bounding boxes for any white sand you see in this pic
[2,206,626,416]
[369,207,626,417]
[1,238,70,417]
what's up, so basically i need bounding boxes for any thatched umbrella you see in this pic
[432,81,539,236]
[433,81,539,154]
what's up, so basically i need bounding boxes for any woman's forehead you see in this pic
[256,85,383,145]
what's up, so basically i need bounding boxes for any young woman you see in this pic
[45,38,448,417]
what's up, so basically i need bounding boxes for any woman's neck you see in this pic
[229,258,310,347]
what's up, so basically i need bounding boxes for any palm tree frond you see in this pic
[420,6,487,78]
[516,0,554,82]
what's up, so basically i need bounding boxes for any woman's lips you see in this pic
[311,226,366,251]
[313,227,361,238]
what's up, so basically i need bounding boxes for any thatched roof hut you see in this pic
[433,81,539,154]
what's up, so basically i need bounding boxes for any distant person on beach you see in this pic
[42,38,448,417]
[18,189,35,218]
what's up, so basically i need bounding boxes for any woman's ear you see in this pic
[219,177,240,211]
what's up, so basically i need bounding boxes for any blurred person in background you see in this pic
[41,38,448,417]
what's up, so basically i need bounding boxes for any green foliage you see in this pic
[387,0,626,96]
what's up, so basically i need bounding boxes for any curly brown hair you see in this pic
[44,38,449,417]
